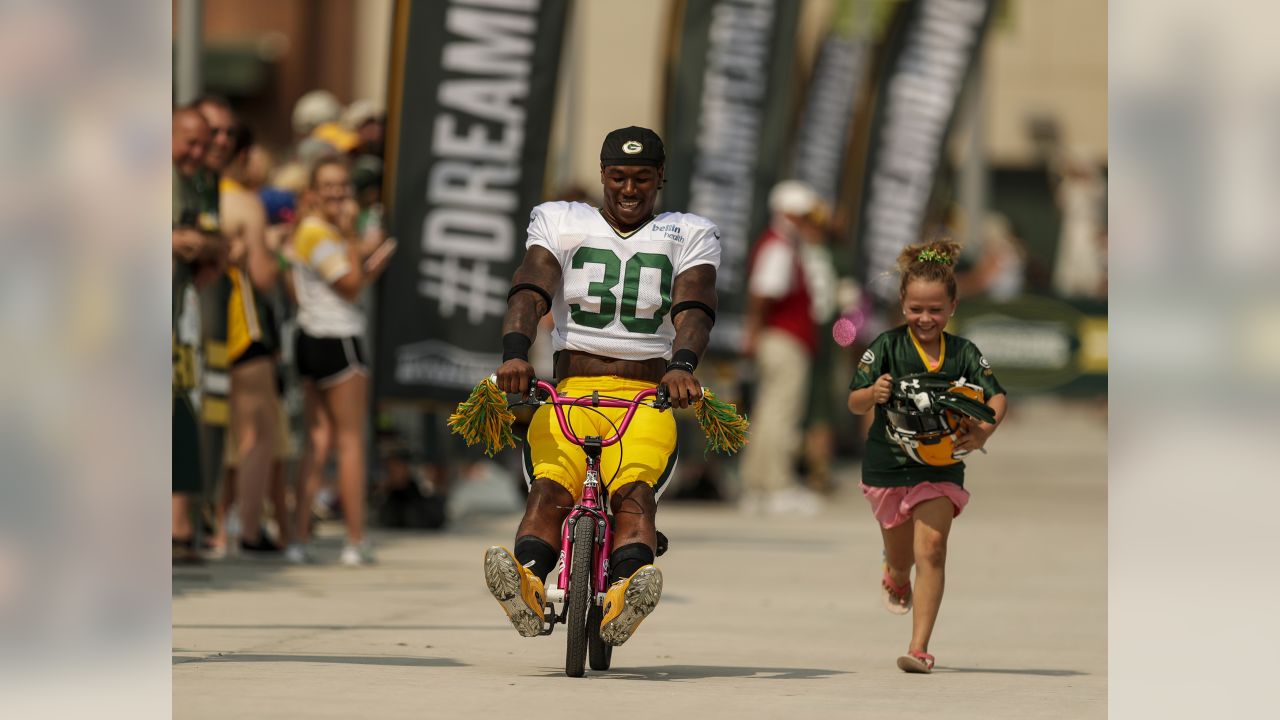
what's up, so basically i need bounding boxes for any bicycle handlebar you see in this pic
[519,377,665,449]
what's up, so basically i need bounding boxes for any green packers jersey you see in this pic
[849,325,1006,487]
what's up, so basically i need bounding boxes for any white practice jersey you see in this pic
[525,201,721,361]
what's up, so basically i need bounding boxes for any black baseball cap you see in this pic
[600,126,665,167]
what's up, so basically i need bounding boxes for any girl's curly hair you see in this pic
[897,237,962,300]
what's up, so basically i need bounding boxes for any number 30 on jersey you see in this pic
[569,246,672,334]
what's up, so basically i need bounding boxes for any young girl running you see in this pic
[846,239,1007,674]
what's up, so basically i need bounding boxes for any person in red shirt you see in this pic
[740,180,824,515]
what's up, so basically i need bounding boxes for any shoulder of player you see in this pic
[660,208,721,228]
[531,200,597,221]
[529,201,601,236]
[655,211,718,233]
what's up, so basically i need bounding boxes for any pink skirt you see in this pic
[859,481,970,530]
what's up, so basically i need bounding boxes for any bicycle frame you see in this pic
[524,378,664,613]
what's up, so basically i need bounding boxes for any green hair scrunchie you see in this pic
[916,248,952,265]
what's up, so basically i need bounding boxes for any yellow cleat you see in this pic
[599,565,663,646]
[483,546,545,637]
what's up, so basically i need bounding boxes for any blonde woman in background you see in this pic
[285,157,396,565]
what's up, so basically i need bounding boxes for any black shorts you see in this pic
[295,332,367,387]
[232,340,272,368]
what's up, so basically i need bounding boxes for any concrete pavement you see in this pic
[174,397,1106,718]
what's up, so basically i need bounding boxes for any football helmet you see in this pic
[884,373,996,466]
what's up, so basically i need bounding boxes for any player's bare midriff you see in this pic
[555,349,667,384]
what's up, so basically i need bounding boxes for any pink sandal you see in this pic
[896,650,935,674]
[881,565,912,615]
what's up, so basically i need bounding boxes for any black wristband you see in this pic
[502,332,532,362]
[672,349,698,368]
[507,283,552,316]
[670,300,715,325]
[665,348,698,375]
[665,361,694,375]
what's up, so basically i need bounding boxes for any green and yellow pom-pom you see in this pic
[447,377,516,457]
[693,389,749,455]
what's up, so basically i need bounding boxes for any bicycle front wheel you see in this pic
[564,516,596,677]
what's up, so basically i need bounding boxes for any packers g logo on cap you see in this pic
[601,127,664,166]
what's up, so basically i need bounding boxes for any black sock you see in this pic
[513,535,557,584]
[609,542,655,584]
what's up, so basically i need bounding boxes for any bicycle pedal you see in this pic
[540,602,558,635]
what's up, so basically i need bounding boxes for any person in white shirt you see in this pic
[287,158,395,566]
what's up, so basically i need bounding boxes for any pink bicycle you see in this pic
[512,377,672,678]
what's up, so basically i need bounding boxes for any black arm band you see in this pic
[670,300,715,325]
[666,348,699,374]
[507,283,552,316]
[502,332,532,362]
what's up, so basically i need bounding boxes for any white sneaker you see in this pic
[284,543,313,564]
[340,539,376,566]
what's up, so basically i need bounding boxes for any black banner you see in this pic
[376,0,571,402]
[853,0,994,304]
[662,0,801,353]
[790,0,869,207]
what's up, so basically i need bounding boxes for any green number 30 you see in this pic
[569,247,673,333]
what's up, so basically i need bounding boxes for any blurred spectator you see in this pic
[351,155,383,208]
[261,186,298,227]
[739,180,823,515]
[195,95,234,179]
[291,89,342,140]
[302,92,364,157]
[295,137,343,171]
[272,89,352,212]
[260,184,298,295]
[956,213,1028,302]
[172,109,226,278]
[1052,145,1106,299]
[374,440,447,530]
[256,158,303,554]
[351,154,385,250]
[343,99,385,158]
[243,143,275,189]
[798,206,839,496]
[261,161,304,309]
[200,110,285,556]
[269,162,310,197]
[286,158,396,566]
[192,97,237,556]
[171,107,226,562]
[310,123,358,155]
